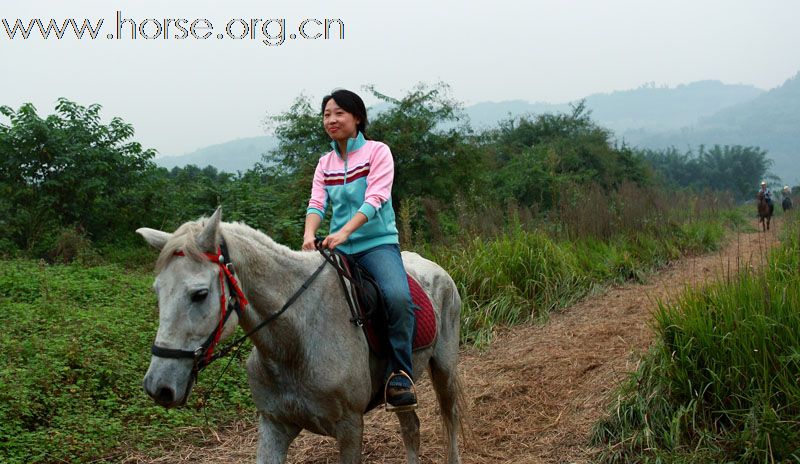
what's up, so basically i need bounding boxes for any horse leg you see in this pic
[396,410,420,463]
[255,413,301,464]
[335,413,364,464]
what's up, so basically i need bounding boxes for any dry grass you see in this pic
[556,183,734,241]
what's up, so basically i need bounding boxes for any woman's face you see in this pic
[323,99,360,143]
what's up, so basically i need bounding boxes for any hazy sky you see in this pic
[2,0,798,156]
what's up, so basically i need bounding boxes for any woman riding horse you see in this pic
[302,89,418,412]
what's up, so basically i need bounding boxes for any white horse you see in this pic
[137,208,465,463]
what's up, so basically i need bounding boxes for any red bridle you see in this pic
[178,248,249,363]
[150,247,249,371]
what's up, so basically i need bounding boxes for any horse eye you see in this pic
[191,289,209,303]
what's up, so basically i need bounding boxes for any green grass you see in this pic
[436,227,591,347]
[427,211,734,347]
[591,217,800,462]
[0,260,253,464]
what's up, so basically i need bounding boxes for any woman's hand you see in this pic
[301,235,317,251]
[306,212,367,251]
[321,230,351,250]
[302,214,323,251]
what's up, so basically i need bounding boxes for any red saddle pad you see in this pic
[363,274,437,356]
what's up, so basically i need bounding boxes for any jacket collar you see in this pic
[331,131,366,158]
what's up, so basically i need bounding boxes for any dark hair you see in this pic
[321,89,368,136]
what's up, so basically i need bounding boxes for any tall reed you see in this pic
[592,218,800,462]
[434,224,591,346]
[425,201,733,346]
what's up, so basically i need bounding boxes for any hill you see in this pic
[465,80,762,133]
[153,136,277,173]
[154,78,791,178]
[625,72,800,183]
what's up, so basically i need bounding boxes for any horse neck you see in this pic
[219,224,325,360]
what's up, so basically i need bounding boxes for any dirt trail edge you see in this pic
[124,220,780,464]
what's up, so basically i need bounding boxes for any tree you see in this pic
[264,96,331,174]
[485,102,651,209]
[0,99,156,251]
[641,144,772,201]
[365,82,484,204]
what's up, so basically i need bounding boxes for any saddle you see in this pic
[327,252,437,357]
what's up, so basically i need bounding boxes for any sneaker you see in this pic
[385,371,417,412]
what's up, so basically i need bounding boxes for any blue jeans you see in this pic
[348,244,415,385]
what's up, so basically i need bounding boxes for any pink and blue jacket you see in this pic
[307,132,399,254]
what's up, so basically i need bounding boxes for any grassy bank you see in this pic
[429,210,740,346]
[591,218,800,462]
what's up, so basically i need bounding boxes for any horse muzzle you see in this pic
[143,359,195,408]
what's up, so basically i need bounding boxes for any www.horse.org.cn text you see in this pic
[1,10,345,46]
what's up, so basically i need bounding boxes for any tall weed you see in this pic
[425,206,735,346]
[592,218,800,462]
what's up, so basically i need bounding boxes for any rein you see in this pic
[313,241,372,327]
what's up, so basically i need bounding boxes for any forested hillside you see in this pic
[626,72,800,183]
[153,135,277,173]
[466,80,762,133]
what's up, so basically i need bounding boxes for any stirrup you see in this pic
[384,370,418,412]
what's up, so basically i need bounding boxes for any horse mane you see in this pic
[154,216,310,273]
[155,218,209,273]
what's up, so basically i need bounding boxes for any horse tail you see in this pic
[452,287,471,444]
[451,362,471,443]
[429,283,471,462]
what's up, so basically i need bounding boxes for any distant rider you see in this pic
[782,185,793,211]
[759,181,773,206]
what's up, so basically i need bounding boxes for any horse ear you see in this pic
[196,207,222,253]
[136,228,173,250]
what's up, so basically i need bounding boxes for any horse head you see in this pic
[136,208,240,408]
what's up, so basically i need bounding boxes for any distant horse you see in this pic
[783,196,793,212]
[757,191,773,231]
[137,208,465,464]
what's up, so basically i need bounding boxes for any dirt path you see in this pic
[125,220,780,464]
